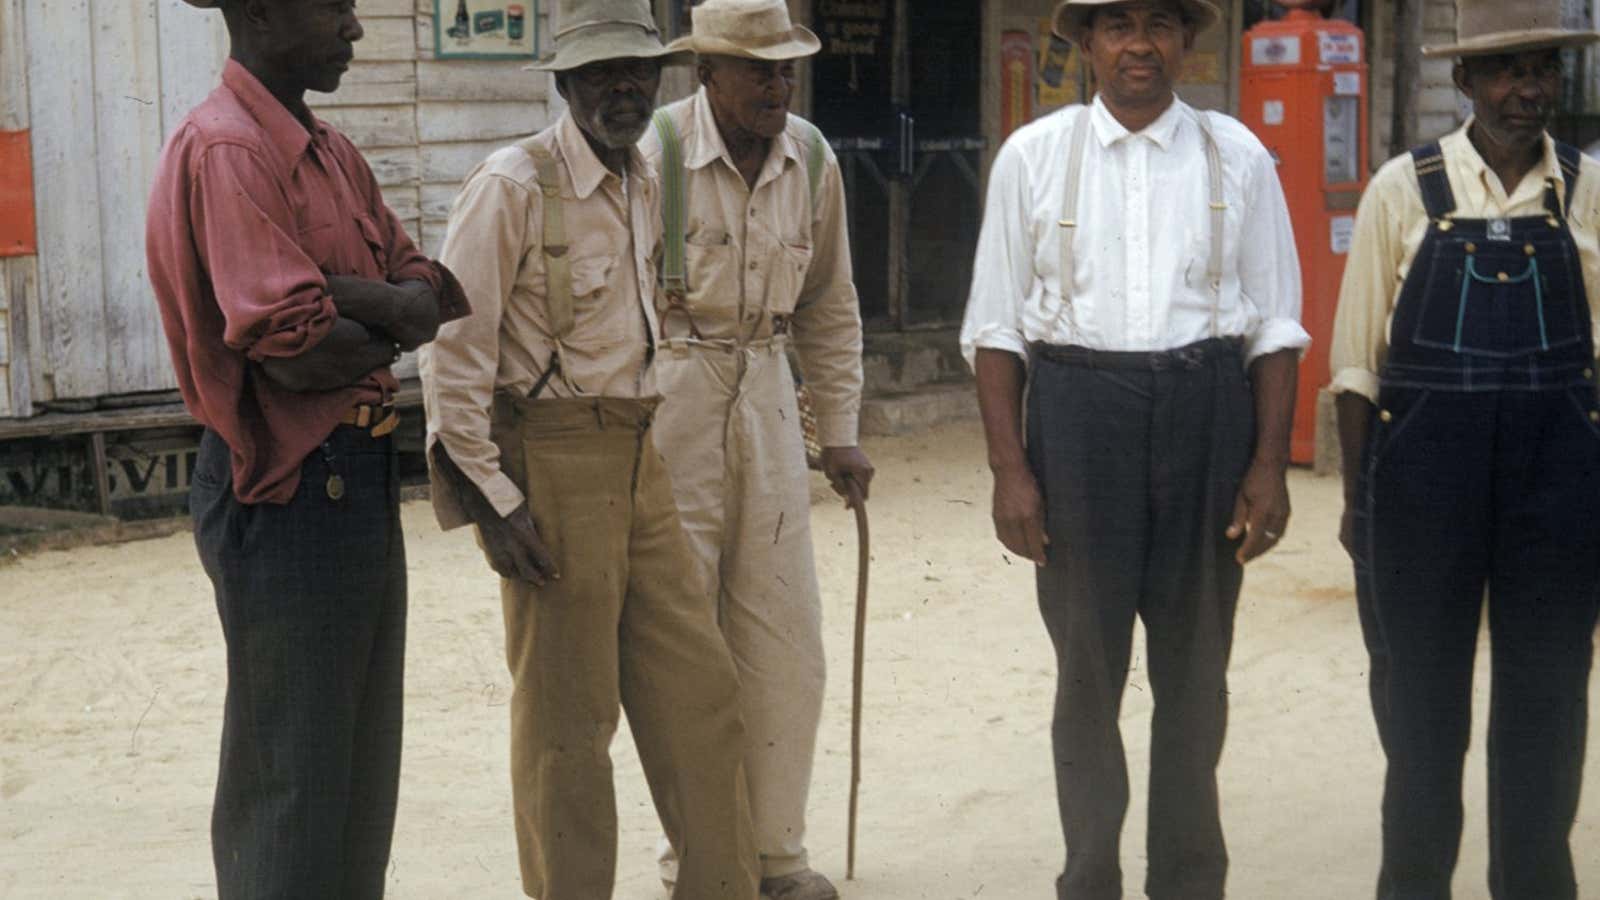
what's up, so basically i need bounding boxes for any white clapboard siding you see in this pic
[26,0,111,400]
[97,0,170,392]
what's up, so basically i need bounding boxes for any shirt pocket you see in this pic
[765,240,814,315]
[351,212,389,278]
[684,228,737,314]
[566,255,617,345]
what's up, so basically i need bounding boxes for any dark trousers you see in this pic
[1026,341,1255,900]
[1353,386,1600,900]
[190,427,408,900]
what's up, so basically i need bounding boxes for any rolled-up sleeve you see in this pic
[420,169,530,529]
[188,144,336,362]
[961,137,1035,369]
[790,146,864,448]
[1238,146,1310,363]
[1329,167,1408,403]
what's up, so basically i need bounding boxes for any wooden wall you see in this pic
[1,0,559,414]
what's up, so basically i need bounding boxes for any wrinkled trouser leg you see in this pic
[193,427,406,900]
[653,344,826,880]
[495,398,759,900]
[1028,354,1250,900]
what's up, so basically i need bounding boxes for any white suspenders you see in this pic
[1057,106,1229,338]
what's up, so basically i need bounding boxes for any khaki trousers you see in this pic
[490,395,759,900]
[651,339,827,880]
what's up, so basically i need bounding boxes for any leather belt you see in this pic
[341,403,400,438]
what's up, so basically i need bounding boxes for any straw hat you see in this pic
[665,0,821,61]
[527,0,692,71]
[1422,0,1600,58]
[1051,0,1222,41]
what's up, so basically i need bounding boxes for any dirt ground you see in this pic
[2,419,1598,900]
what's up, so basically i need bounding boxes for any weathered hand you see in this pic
[991,463,1048,566]
[820,445,875,509]
[478,503,559,586]
[1226,458,1291,565]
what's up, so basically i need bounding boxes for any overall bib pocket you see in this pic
[1411,236,1584,358]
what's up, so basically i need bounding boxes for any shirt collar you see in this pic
[220,59,321,167]
[684,88,803,174]
[1444,118,1563,209]
[1088,92,1186,150]
[555,111,645,200]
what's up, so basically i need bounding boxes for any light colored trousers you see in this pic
[489,395,760,900]
[651,338,828,880]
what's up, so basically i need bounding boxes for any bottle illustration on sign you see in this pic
[507,4,525,40]
[1038,30,1072,88]
[447,0,471,42]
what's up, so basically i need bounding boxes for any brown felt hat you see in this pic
[1423,0,1600,58]
[1051,0,1222,41]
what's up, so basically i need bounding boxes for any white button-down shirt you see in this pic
[960,95,1310,367]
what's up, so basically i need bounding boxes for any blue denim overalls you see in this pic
[1355,140,1600,900]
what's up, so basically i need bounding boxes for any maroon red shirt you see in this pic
[146,60,467,505]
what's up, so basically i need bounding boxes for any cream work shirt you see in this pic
[1330,121,1600,402]
[960,95,1309,368]
[420,112,660,527]
[639,89,864,447]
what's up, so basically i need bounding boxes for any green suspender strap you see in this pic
[519,137,576,399]
[652,108,830,340]
[652,110,701,339]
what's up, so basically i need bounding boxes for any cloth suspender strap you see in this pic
[652,111,689,308]
[1411,143,1453,220]
[1057,107,1227,338]
[1194,110,1227,339]
[519,137,576,399]
[1056,111,1092,313]
[1556,140,1582,217]
[653,109,828,341]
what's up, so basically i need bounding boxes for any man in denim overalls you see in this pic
[1331,2,1600,896]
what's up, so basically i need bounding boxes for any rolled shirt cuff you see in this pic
[961,327,1028,372]
[1329,366,1381,404]
[1244,316,1312,365]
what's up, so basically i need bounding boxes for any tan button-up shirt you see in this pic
[1331,121,1600,402]
[639,89,864,447]
[420,112,660,527]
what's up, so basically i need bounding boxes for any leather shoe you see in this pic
[761,869,840,900]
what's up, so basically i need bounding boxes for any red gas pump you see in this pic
[1240,0,1368,465]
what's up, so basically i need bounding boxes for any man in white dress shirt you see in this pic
[960,1,1307,897]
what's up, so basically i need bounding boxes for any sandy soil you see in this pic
[2,419,1598,900]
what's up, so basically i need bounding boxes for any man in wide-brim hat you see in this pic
[420,1,759,897]
[1332,1,1600,897]
[963,0,1309,897]
[638,1,872,898]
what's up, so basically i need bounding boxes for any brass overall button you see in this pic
[1465,242,1477,253]
[1584,367,1595,379]
[1548,217,1561,228]
[1497,272,1510,282]
[1591,410,1600,424]
[1437,220,1454,232]
[1525,244,1537,256]
[1379,410,1394,423]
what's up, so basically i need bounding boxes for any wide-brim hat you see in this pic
[665,0,821,61]
[1423,0,1600,58]
[527,0,692,71]
[1052,0,1222,41]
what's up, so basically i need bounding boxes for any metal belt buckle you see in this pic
[1488,218,1512,241]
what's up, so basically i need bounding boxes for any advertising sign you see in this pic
[435,0,538,59]
[1001,31,1034,139]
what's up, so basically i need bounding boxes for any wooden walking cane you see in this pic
[845,476,869,880]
